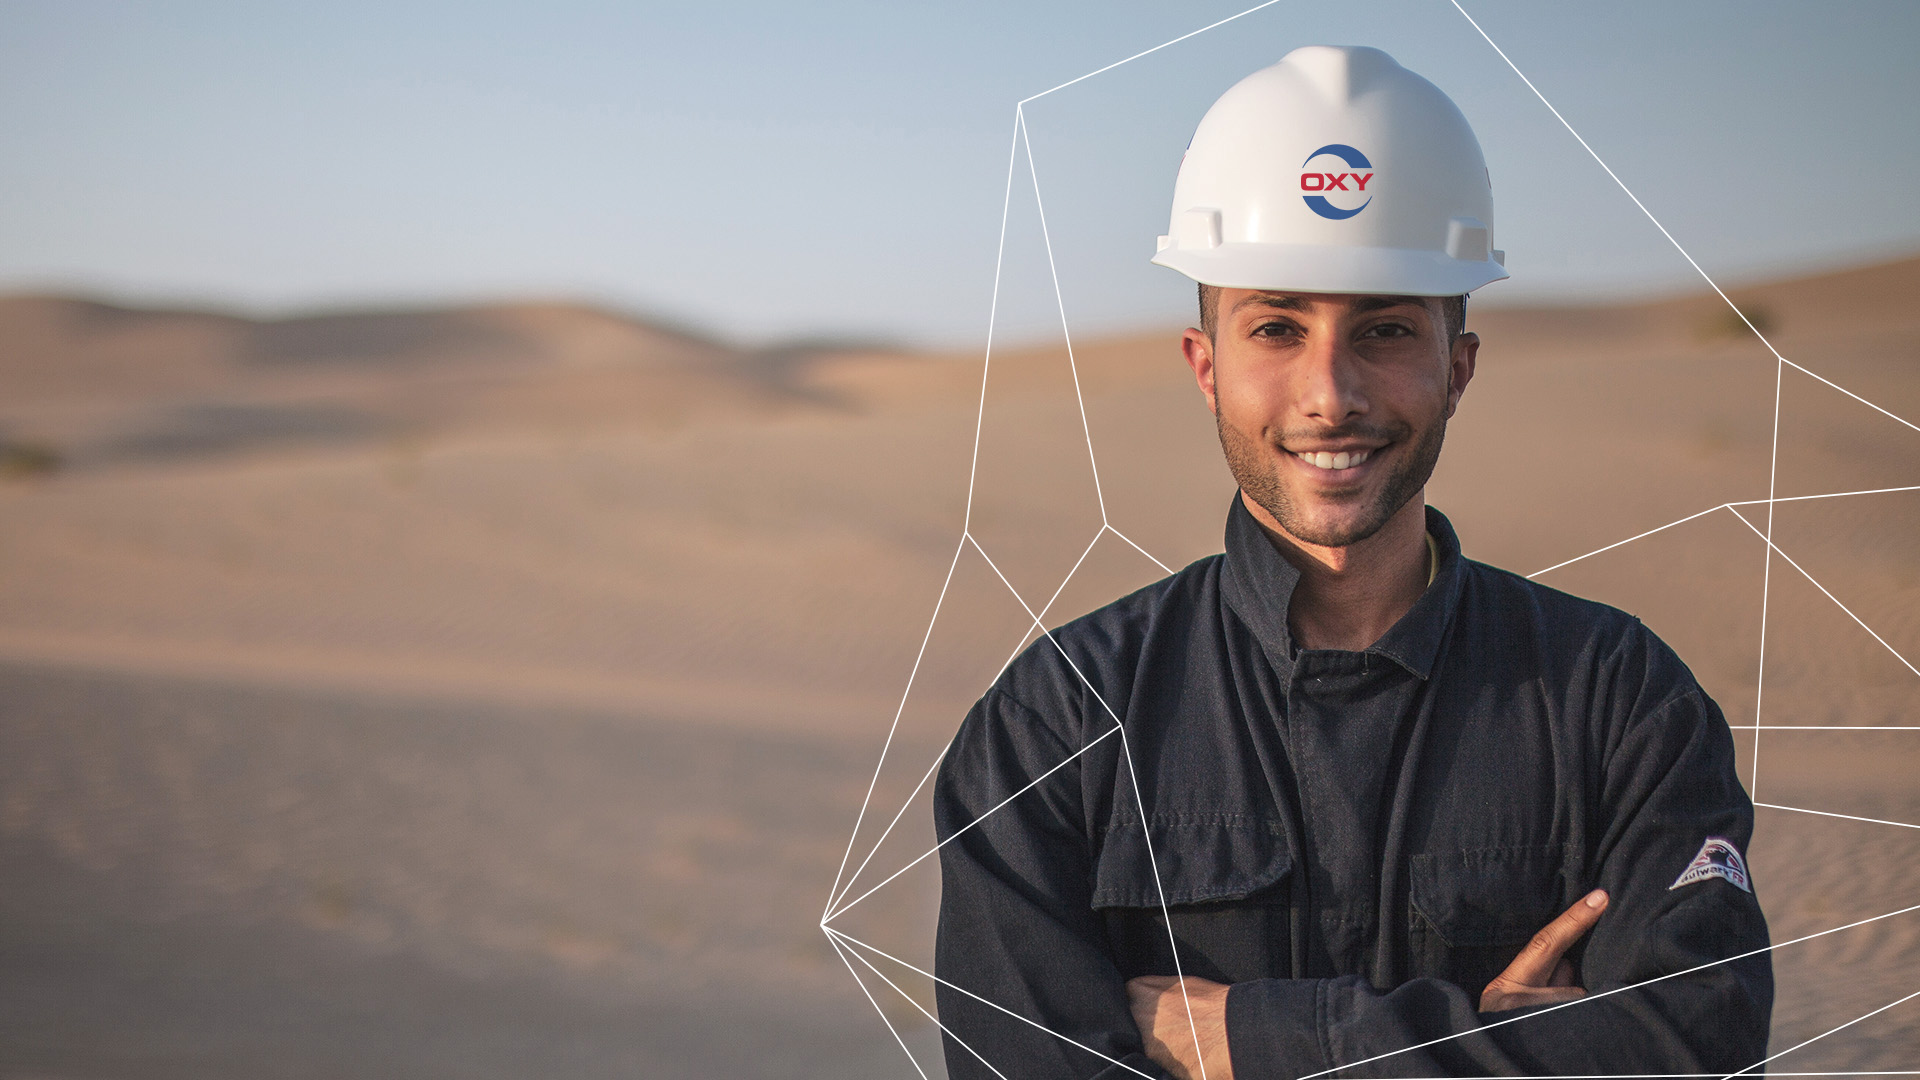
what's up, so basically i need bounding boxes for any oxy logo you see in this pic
[1301,144,1374,220]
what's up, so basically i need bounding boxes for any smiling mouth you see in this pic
[1292,448,1374,472]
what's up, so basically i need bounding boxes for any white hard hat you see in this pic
[1152,45,1507,297]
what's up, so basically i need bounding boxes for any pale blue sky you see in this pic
[1,0,1915,347]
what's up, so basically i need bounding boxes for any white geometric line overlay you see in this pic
[825,937,1920,1080]
[1718,986,1920,1080]
[829,927,1158,1080]
[829,902,1920,1080]
[1529,494,1920,692]
[822,2,1919,1077]
[1290,903,1920,1080]
[827,931,934,1080]
[1755,803,1920,833]
[837,931,1017,1080]
[1723,505,1920,680]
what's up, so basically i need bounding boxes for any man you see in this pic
[932,46,1771,1079]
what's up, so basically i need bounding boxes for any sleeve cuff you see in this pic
[1226,978,1330,1079]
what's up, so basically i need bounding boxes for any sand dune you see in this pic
[1,256,1917,1074]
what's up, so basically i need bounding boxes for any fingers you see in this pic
[1126,976,1182,1034]
[1481,984,1587,1013]
[1129,975,1181,994]
[1500,889,1608,987]
[1127,978,1165,1023]
[1126,977,1233,1080]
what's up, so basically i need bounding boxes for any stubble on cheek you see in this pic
[1217,412,1298,526]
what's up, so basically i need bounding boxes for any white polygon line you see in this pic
[825,534,1148,924]
[1016,0,1286,106]
[1116,721,1213,1080]
[834,519,1167,918]
[825,534,968,920]
[995,524,1108,680]
[1718,986,1920,1080]
[1775,358,1920,436]
[830,522,1107,916]
[962,107,1027,538]
[832,930,1016,1080]
[1724,506,1920,681]
[1449,0,1920,438]
[1753,356,1784,797]
[1452,0,1917,799]
[831,927,1159,1080]
[842,924,1920,1080]
[826,106,1028,922]
[833,0,1920,1067]
[1529,485,1920,581]
[829,745,949,919]
[826,931,934,1080]
[1527,502,1731,579]
[825,720,1122,923]
[966,532,1209,1076]
[1293,900,1920,1080]
[1732,726,1920,731]
[1727,485,1920,508]
[969,533,1127,733]
[1107,522,1176,575]
[1755,803,1920,831]
[1018,106,1108,523]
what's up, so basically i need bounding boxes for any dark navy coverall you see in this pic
[933,496,1772,1078]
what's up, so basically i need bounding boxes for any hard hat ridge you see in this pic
[1281,44,1402,104]
[1151,45,1509,298]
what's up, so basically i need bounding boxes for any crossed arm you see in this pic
[936,666,1771,1079]
[1128,890,1612,1080]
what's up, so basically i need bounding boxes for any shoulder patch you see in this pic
[1670,837,1752,893]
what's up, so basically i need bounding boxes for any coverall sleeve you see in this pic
[933,688,1172,1080]
[1224,675,1774,1078]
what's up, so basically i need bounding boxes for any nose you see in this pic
[1295,334,1369,424]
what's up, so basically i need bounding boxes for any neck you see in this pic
[1243,490,1432,652]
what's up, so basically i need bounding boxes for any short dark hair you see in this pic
[1198,283,1467,343]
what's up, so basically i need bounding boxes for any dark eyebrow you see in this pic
[1229,293,1311,314]
[1228,293,1428,316]
[1351,295,1428,313]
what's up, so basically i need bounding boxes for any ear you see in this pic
[1445,331,1478,418]
[1182,327,1219,416]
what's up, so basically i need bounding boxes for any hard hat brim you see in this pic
[1152,242,1508,297]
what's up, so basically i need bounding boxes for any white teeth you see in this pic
[1296,449,1371,471]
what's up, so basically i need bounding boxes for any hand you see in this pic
[1479,888,1609,1012]
[1127,975,1234,1080]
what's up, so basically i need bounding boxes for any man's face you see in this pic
[1181,290,1478,550]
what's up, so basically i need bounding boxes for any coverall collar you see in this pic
[1221,493,1465,681]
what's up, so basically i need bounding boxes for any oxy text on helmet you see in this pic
[1299,172,1373,192]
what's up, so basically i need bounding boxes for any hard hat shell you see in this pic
[1152,45,1507,297]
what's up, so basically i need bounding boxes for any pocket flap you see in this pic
[1410,843,1572,947]
[1091,813,1292,909]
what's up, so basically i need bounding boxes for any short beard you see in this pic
[1219,409,1447,548]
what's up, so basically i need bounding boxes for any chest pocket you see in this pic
[1091,814,1293,984]
[1409,843,1575,997]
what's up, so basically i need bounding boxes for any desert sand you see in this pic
[1,257,1916,1075]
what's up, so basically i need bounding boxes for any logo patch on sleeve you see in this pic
[1670,837,1752,893]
